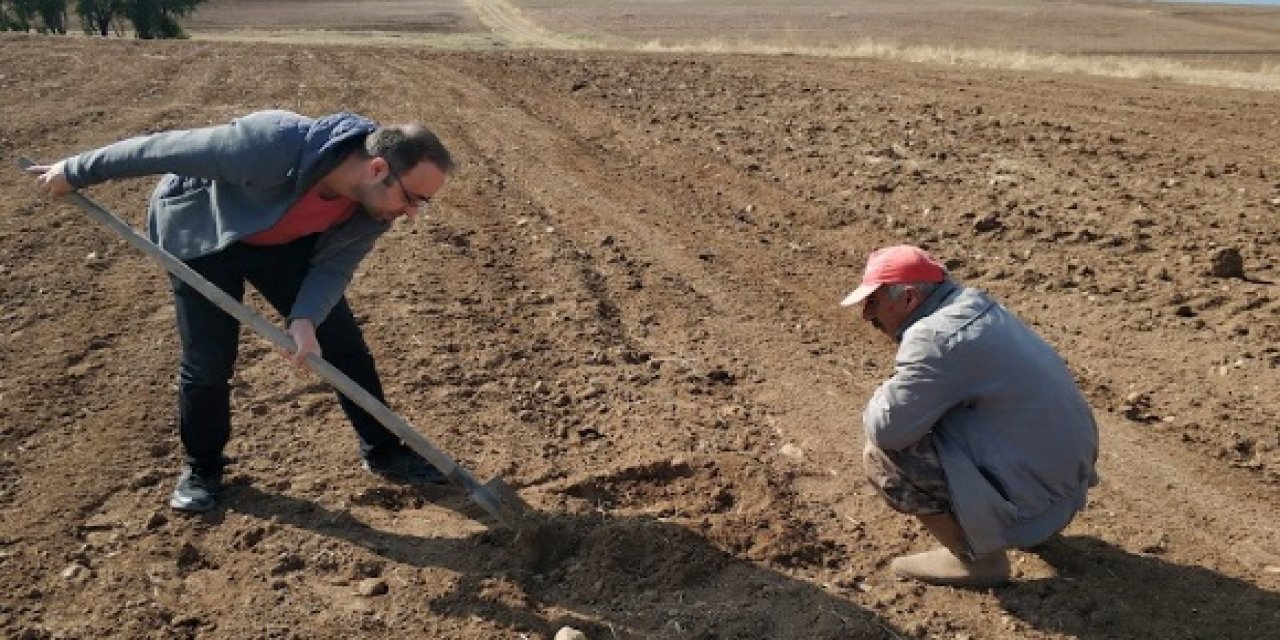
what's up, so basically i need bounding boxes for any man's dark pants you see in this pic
[171,236,399,471]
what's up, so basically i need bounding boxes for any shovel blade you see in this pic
[442,465,536,532]
[480,476,538,530]
[480,477,577,570]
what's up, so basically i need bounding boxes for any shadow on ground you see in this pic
[1003,535,1280,639]
[225,484,903,639]
[219,486,1280,639]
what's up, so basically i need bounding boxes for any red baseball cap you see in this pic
[840,245,946,307]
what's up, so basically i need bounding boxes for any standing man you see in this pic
[844,245,1098,586]
[28,110,455,512]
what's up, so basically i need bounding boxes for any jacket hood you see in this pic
[298,112,380,182]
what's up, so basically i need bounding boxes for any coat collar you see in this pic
[895,279,960,341]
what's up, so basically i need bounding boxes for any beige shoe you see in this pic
[890,546,1010,587]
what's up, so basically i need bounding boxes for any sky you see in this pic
[1157,0,1280,5]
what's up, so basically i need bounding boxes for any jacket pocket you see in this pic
[148,185,216,257]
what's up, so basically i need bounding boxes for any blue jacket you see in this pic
[63,110,389,324]
[863,281,1099,555]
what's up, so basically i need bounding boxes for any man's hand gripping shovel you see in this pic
[18,156,563,562]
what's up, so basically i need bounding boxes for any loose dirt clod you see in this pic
[1210,247,1245,278]
[511,514,583,572]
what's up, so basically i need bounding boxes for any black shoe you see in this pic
[169,465,222,512]
[362,447,449,485]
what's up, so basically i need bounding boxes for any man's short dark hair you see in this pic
[364,124,454,175]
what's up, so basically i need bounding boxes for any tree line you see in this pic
[1,0,207,38]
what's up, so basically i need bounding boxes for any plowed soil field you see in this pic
[1,1,1278,638]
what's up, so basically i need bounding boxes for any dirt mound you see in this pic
[1,33,1277,639]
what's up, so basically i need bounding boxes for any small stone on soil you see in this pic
[779,443,805,461]
[355,578,388,597]
[61,562,92,582]
[554,627,588,640]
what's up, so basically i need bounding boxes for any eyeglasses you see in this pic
[387,165,433,211]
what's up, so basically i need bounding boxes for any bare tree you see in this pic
[124,0,206,39]
[5,0,208,39]
[76,0,123,36]
[33,0,68,34]
[2,0,38,31]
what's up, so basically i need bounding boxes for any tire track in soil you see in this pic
[414,56,919,588]
[419,61,854,446]
[0,40,223,553]
[772,61,1280,577]
[0,44,507,637]
[297,51,901,640]
[464,0,568,47]
[421,49,1279,601]
[372,54,831,502]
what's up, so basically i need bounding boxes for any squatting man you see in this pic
[28,110,454,513]
[845,245,1099,587]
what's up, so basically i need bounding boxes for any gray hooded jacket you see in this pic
[863,281,1099,555]
[63,110,389,324]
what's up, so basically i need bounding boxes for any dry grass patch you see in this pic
[638,38,1280,92]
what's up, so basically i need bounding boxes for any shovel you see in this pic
[17,156,536,534]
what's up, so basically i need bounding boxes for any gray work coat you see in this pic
[863,281,1099,555]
